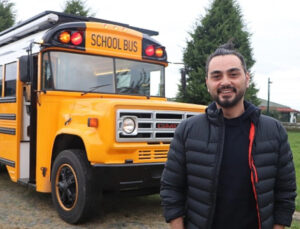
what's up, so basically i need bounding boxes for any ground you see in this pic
[0,170,168,229]
[0,166,299,228]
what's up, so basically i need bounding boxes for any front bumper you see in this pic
[92,163,164,194]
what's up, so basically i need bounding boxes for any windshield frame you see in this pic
[41,50,166,97]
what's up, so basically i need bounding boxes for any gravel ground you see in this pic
[3,166,298,229]
[0,168,168,229]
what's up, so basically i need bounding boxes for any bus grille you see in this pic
[138,149,168,161]
[116,109,200,142]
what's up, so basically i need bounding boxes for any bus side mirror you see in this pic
[19,55,30,83]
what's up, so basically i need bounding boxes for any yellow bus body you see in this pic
[35,91,204,192]
[0,11,206,223]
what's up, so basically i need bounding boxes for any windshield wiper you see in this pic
[81,84,111,96]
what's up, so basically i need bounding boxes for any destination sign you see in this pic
[90,34,138,53]
[85,25,142,60]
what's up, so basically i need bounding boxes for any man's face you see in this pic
[206,54,250,108]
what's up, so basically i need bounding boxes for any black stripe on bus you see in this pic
[0,127,16,135]
[0,97,16,103]
[0,114,16,120]
[0,157,15,167]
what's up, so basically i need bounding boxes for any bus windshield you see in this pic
[42,51,165,97]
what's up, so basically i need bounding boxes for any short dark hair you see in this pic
[205,42,247,76]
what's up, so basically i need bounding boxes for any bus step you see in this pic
[17,178,36,189]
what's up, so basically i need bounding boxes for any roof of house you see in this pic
[259,98,300,113]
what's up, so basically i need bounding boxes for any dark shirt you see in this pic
[212,108,258,229]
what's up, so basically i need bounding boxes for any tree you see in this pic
[63,0,93,17]
[0,0,15,32]
[261,109,280,120]
[177,0,259,106]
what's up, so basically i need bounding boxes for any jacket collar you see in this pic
[205,101,260,126]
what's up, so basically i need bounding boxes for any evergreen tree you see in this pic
[177,0,259,106]
[0,0,15,32]
[63,0,93,17]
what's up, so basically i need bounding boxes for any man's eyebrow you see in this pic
[210,70,222,75]
[209,68,242,76]
[227,68,241,73]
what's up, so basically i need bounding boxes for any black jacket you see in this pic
[160,101,296,229]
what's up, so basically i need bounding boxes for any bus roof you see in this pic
[0,11,159,45]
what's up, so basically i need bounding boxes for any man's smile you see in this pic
[217,86,237,95]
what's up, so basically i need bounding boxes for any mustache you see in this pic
[217,85,237,94]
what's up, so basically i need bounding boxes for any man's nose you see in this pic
[220,75,231,86]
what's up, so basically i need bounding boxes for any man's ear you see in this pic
[206,77,209,91]
[246,72,250,88]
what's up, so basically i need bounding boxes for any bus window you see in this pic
[41,51,165,97]
[4,62,17,97]
[42,51,114,93]
[42,53,54,89]
[115,59,164,97]
[150,71,161,96]
[0,65,2,96]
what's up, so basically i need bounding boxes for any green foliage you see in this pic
[178,0,259,106]
[287,131,300,212]
[63,0,93,17]
[261,109,281,120]
[261,109,292,122]
[289,220,300,229]
[0,0,15,32]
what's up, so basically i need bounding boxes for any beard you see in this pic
[211,85,246,108]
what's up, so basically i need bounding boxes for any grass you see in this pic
[290,220,300,229]
[288,131,300,212]
[286,131,300,228]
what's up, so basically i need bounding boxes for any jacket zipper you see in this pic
[207,123,225,228]
[248,122,261,229]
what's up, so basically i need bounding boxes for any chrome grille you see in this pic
[116,109,200,142]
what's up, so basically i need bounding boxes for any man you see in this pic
[160,43,296,229]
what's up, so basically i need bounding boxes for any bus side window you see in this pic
[42,53,54,89]
[0,65,2,96]
[4,62,17,97]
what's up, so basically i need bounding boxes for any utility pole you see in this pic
[180,68,186,97]
[267,77,272,115]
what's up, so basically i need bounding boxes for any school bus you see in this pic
[0,11,206,223]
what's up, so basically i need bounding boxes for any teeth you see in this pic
[222,90,232,93]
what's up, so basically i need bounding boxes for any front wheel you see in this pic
[51,149,100,224]
[0,163,6,173]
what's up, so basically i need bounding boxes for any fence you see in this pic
[282,122,300,131]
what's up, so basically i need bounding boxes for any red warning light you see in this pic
[145,45,155,56]
[71,32,83,46]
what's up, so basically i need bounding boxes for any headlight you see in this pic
[122,117,136,134]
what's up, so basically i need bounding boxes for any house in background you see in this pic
[258,98,299,123]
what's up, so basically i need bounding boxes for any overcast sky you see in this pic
[11,0,300,111]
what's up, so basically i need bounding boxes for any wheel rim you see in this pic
[55,163,78,211]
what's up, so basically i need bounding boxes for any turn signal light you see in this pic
[88,118,98,128]
[59,31,71,44]
[155,48,164,57]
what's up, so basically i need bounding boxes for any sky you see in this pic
[11,0,300,111]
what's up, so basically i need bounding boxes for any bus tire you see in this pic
[51,149,100,224]
[0,163,6,173]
